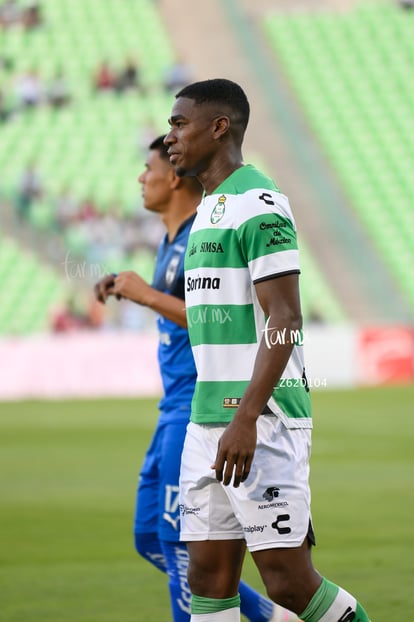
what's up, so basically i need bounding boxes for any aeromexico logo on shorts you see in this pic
[263,487,280,500]
[210,194,226,224]
[258,486,289,510]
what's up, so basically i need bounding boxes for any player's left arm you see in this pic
[213,273,302,487]
[241,272,302,415]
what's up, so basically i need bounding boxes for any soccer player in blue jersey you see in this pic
[94,135,300,622]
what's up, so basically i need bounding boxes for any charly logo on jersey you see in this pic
[210,194,226,224]
[165,254,180,287]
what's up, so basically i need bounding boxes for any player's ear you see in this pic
[212,115,230,140]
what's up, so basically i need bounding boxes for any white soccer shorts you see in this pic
[179,416,313,552]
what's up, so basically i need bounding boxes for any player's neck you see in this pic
[162,196,198,242]
[199,157,244,196]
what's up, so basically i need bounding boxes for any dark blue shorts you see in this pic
[134,415,188,542]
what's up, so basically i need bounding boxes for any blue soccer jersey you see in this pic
[152,214,197,421]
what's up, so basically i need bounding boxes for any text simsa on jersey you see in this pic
[184,165,312,428]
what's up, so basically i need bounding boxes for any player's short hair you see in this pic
[176,78,250,132]
[149,135,170,161]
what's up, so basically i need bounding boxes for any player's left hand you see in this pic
[94,274,117,303]
[212,417,257,488]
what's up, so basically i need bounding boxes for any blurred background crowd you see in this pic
[0,0,413,337]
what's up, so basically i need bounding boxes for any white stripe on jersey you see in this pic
[185,267,253,307]
[249,249,300,282]
[192,190,296,232]
[192,343,305,384]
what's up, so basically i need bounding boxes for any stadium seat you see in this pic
[0,236,65,335]
[0,0,347,333]
[264,1,414,312]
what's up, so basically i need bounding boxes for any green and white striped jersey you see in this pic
[184,165,312,428]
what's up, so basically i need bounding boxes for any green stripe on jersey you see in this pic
[187,228,245,269]
[186,209,297,272]
[238,213,297,262]
[273,380,312,419]
[187,304,257,345]
[214,164,280,194]
[190,379,311,423]
[191,380,250,423]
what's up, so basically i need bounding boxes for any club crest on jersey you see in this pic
[210,195,226,224]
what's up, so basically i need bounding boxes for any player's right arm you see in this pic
[94,271,187,328]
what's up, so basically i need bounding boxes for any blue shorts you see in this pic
[134,414,188,542]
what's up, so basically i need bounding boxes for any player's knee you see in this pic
[187,563,209,597]
[187,563,238,599]
[264,576,291,608]
[261,566,320,614]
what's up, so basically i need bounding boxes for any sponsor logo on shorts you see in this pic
[179,504,200,516]
[243,524,267,534]
[258,486,288,510]
[271,514,291,535]
[263,486,280,501]
[258,501,288,510]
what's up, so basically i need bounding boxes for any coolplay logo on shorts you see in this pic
[243,524,266,534]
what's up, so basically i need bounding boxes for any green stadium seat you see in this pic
[0,235,65,335]
[0,0,349,333]
[264,1,414,313]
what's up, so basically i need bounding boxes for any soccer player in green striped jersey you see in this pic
[165,79,371,622]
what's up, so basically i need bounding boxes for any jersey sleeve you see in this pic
[237,196,300,283]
